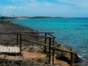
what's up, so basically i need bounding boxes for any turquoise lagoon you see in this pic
[12,18,88,59]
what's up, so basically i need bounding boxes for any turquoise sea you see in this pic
[12,18,88,59]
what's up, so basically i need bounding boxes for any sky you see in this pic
[0,0,88,17]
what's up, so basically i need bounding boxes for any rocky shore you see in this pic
[0,21,82,66]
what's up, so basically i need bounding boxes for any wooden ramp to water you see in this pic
[0,45,20,53]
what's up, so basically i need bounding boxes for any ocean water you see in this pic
[12,18,88,59]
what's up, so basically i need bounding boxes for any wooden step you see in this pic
[0,45,20,53]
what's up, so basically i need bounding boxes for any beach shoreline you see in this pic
[0,21,82,66]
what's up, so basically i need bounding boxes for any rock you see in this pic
[0,22,81,66]
[0,19,11,23]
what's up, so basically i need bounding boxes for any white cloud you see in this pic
[10,0,16,3]
[58,0,88,8]
[30,0,36,3]
[9,6,16,9]
[0,0,88,17]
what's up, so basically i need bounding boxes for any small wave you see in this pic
[77,55,85,60]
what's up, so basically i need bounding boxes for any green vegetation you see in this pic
[0,16,62,20]
[0,16,12,19]
[28,16,62,19]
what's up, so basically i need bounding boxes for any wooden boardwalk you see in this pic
[0,45,20,53]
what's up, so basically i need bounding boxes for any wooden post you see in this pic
[49,38,51,64]
[20,34,22,55]
[70,49,74,66]
[17,34,18,47]
[44,33,47,53]
[52,38,55,65]
[71,53,72,66]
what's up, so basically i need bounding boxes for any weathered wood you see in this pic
[52,38,55,65]
[0,32,54,34]
[70,52,74,66]
[0,32,75,66]
[6,46,10,52]
[0,45,20,53]
[23,39,76,54]
[17,34,18,46]
[22,33,53,38]
[44,33,47,53]
[20,34,22,54]
[48,33,56,38]
[49,38,51,64]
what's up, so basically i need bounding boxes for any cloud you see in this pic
[58,0,88,8]
[0,0,88,17]
[9,0,16,3]
[9,6,16,9]
[30,0,36,3]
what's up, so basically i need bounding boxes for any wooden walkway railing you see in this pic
[0,32,76,66]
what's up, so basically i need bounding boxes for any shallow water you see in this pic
[78,59,88,66]
[12,18,88,59]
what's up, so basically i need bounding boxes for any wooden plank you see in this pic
[4,31,54,33]
[9,47,12,53]
[17,47,20,53]
[14,47,20,53]
[0,45,20,53]
[3,46,7,52]
[1,46,4,52]
[0,46,2,52]
[25,39,76,54]
[14,47,18,53]
[6,46,10,52]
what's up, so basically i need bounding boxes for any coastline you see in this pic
[0,21,81,66]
